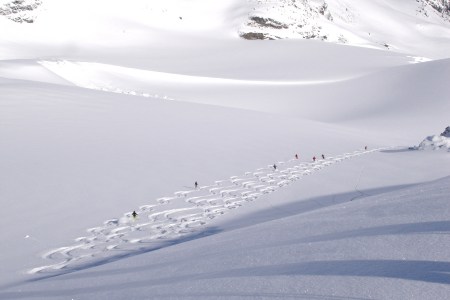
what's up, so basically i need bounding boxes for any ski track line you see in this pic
[28,148,386,274]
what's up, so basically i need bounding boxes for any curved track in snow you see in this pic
[29,148,383,274]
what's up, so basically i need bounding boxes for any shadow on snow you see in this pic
[224,183,417,232]
[25,226,222,283]
[208,259,450,284]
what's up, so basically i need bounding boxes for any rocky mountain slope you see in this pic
[239,0,450,57]
[0,0,41,23]
[1,0,449,58]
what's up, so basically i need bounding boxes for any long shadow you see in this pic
[380,148,415,153]
[4,184,413,291]
[0,277,370,300]
[300,220,450,244]
[224,183,417,232]
[3,259,448,299]
[54,184,416,282]
[58,187,434,281]
[209,259,450,285]
[0,290,371,300]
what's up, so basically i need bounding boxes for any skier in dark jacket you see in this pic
[295,154,298,159]
[322,154,325,159]
[132,211,138,219]
[273,164,277,170]
[313,156,316,162]
[195,181,198,189]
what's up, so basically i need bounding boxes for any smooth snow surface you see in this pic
[0,0,449,299]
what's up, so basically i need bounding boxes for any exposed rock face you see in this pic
[239,0,450,42]
[240,32,277,40]
[441,126,450,138]
[0,0,42,23]
[248,16,289,30]
[425,0,450,16]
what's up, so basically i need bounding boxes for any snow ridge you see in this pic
[29,147,384,275]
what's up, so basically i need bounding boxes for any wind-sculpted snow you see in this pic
[37,59,359,100]
[414,126,450,152]
[29,148,383,275]
[417,136,450,151]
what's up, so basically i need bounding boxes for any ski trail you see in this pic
[28,147,386,274]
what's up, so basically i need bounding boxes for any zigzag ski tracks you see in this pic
[29,148,383,274]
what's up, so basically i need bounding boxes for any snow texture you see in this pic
[0,0,449,299]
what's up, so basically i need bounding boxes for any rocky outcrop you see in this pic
[0,0,42,23]
[417,126,450,151]
[441,126,450,137]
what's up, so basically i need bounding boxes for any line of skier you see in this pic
[131,146,368,219]
[195,146,368,189]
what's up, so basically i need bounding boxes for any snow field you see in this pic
[32,57,450,144]
[0,0,449,298]
[28,147,382,275]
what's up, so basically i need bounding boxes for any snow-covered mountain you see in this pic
[240,0,450,58]
[1,0,450,58]
[0,0,449,299]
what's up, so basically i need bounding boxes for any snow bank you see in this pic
[417,126,450,151]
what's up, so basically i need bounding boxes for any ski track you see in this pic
[28,148,385,274]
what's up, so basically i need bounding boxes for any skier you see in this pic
[322,154,325,159]
[132,210,138,219]
[295,154,298,159]
[273,164,277,170]
[365,146,368,150]
[313,156,316,162]
[195,181,198,189]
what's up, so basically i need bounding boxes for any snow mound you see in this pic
[417,126,450,151]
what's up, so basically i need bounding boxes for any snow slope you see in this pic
[1,0,449,59]
[34,54,450,142]
[0,0,449,299]
[1,74,449,298]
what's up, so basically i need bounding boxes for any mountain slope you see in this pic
[240,0,450,58]
[1,0,449,59]
[0,0,449,299]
